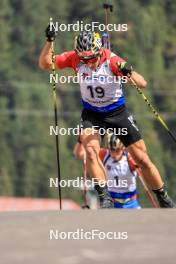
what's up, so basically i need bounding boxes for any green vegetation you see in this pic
[0,0,176,207]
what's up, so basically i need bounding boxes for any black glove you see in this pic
[45,24,57,42]
[117,62,132,77]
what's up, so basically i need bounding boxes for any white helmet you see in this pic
[107,134,123,150]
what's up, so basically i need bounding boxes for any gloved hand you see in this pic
[45,24,57,42]
[117,62,132,77]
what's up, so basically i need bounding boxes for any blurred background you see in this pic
[0,0,176,209]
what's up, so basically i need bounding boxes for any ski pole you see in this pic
[136,168,158,208]
[129,77,176,144]
[50,18,62,210]
[103,3,113,49]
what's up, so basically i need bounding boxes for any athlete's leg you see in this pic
[127,139,163,190]
[127,139,175,208]
[80,128,113,208]
[80,128,106,182]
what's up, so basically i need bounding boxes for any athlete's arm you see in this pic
[110,55,147,89]
[38,42,78,72]
[38,42,53,70]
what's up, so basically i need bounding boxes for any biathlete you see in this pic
[74,134,141,209]
[39,27,175,208]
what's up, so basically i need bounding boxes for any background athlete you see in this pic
[74,134,141,209]
[39,27,175,208]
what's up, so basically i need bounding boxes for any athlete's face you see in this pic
[80,55,101,70]
[110,148,123,161]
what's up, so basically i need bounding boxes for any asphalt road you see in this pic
[0,209,176,264]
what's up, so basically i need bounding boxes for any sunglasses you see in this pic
[110,148,121,152]
[80,55,99,64]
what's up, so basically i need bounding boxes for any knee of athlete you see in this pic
[135,153,153,169]
[85,145,98,161]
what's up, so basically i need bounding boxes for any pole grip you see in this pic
[103,3,113,11]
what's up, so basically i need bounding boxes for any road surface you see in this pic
[0,209,175,264]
